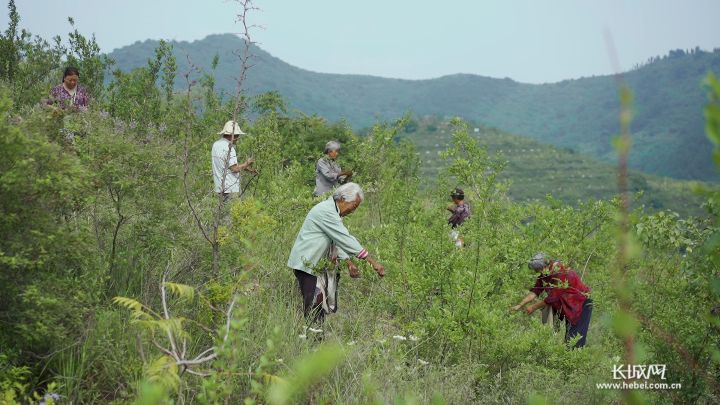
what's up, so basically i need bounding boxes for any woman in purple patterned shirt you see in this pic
[47,66,90,111]
[447,187,471,247]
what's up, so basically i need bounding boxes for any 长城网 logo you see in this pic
[596,363,682,391]
[612,364,667,380]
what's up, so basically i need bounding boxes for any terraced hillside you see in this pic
[401,118,708,216]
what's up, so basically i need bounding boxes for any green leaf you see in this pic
[267,344,346,405]
[146,355,180,391]
[711,277,720,297]
[134,380,169,405]
[431,392,446,405]
[163,282,195,300]
[113,296,143,312]
[155,318,185,337]
[527,393,550,405]
[611,310,639,338]
[611,135,632,155]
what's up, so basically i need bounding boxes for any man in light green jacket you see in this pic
[288,182,385,325]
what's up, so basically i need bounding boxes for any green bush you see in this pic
[0,4,718,403]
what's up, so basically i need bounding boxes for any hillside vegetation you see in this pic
[401,117,707,216]
[1,5,720,404]
[110,34,720,181]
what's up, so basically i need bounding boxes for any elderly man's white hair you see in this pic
[324,140,341,153]
[333,182,364,202]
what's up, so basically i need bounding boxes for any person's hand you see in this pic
[50,105,64,118]
[371,261,385,278]
[340,170,353,177]
[243,158,257,173]
[511,304,522,312]
[347,261,360,278]
[525,306,536,315]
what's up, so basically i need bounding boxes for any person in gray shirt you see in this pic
[314,140,353,196]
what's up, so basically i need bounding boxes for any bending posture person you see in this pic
[47,66,90,111]
[288,183,384,329]
[314,140,352,196]
[211,120,256,202]
[512,252,593,348]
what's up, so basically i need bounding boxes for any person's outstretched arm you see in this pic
[511,292,537,311]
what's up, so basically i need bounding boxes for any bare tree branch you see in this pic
[181,55,213,246]
[224,295,238,343]
[192,347,215,361]
[176,353,217,366]
[184,368,212,377]
[160,273,180,356]
[209,0,260,274]
[152,339,176,359]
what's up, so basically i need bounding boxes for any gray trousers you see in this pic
[541,306,561,332]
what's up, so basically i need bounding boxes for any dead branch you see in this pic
[160,273,180,356]
[181,54,213,245]
[224,295,238,343]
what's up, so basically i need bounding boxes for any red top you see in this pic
[530,261,590,325]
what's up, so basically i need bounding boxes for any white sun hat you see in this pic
[217,120,246,135]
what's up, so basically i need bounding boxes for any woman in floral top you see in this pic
[48,66,90,111]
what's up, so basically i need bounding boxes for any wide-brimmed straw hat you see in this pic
[218,120,246,135]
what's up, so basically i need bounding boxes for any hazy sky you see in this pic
[6,0,720,83]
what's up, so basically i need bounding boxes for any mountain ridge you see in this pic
[109,34,720,181]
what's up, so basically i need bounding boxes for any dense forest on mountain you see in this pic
[1,2,720,404]
[111,34,720,181]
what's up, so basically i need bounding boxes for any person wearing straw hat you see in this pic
[313,140,353,196]
[211,120,256,202]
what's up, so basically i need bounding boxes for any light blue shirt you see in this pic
[211,138,240,193]
[287,198,367,274]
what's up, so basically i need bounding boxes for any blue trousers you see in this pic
[565,298,592,348]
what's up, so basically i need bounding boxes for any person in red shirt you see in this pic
[512,252,593,348]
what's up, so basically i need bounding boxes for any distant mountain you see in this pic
[109,34,720,181]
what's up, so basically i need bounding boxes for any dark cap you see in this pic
[450,187,464,199]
